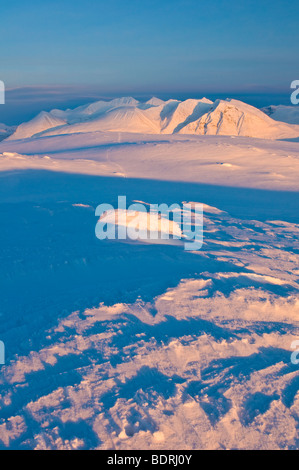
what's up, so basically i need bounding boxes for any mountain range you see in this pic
[5,96,299,141]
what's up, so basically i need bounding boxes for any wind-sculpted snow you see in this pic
[0,167,298,449]
[7,96,299,141]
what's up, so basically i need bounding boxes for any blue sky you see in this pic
[1,0,298,92]
[0,0,298,123]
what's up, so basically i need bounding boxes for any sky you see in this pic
[0,0,298,124]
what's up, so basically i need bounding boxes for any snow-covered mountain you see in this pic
[9,111,67,140]
[7,96,299,141]
[0,123,16,141]
[262,105,299,125]
[179,99,299,139]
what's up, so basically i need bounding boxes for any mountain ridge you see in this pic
[6,96,299,141]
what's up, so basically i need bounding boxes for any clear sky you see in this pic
[0,0,298,124]
[1,0,298,92]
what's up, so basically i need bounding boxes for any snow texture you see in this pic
[0,98,299,449]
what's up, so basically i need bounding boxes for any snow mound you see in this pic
[98,208,183,243]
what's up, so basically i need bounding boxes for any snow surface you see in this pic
[0,100,299,449]
[1,131,299,191]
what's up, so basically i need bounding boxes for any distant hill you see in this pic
[0,123,16,141]
[262,105,299,125]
